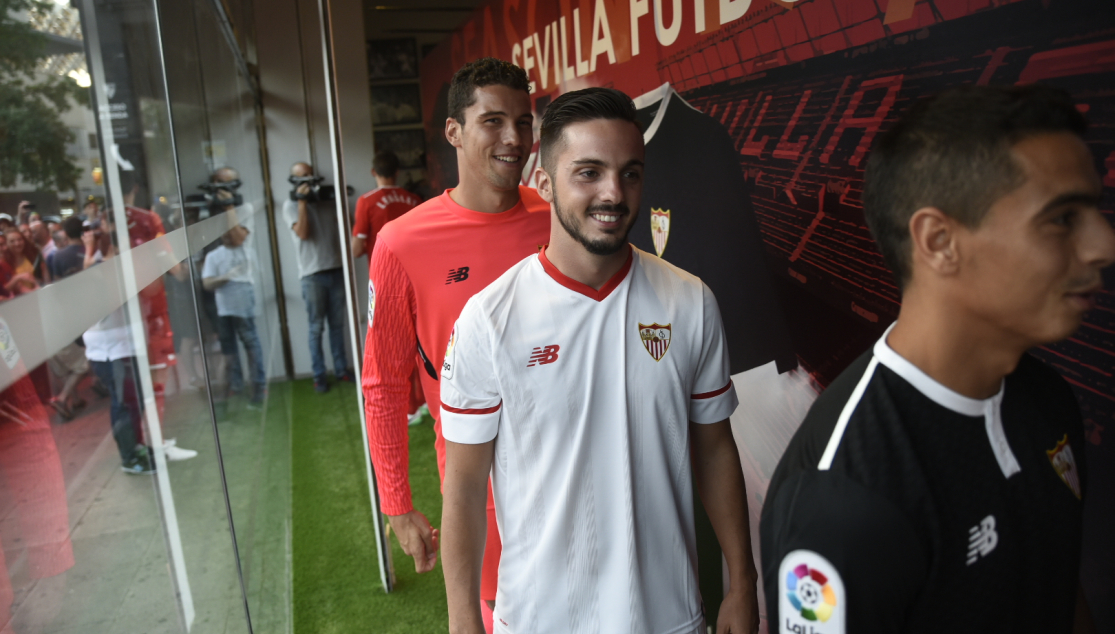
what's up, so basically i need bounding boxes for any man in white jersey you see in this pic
[441,88,760,634]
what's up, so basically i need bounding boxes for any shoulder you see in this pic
[633,246,706,297]
[766,350,879,504]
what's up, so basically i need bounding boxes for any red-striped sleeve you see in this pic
[362,239,419,515]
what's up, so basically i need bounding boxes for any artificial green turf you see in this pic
[292,379,449,633]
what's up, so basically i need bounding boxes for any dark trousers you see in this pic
[89,358,143,464]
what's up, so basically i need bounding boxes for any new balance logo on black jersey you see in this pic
[446,267,470,284]
[966,515,998,565]
[527,345,560,367]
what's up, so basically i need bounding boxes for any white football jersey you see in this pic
[441,245,738,634]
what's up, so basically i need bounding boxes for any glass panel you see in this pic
[0,0,280,631]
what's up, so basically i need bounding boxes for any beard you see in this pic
[552,189,637,256]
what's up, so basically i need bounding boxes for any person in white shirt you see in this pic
[441,87,760,634]
[202,224,265,405]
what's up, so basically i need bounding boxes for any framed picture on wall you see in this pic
[367,38,418,80]
[370,83,422,126]
[374,129,425,169]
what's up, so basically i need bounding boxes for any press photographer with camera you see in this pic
[282,162,349,393]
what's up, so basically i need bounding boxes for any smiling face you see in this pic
[953,132,1115,346]
[446,84,533,192]
[538,118,645,256]
[7,231,25,254]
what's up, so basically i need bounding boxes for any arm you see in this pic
[442,439,494,634]
[691,419,759,634]
[351,235,367,258]
[361,240,435,571]
[291,190,312,240]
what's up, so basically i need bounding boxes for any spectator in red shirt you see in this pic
[351,150,423,263]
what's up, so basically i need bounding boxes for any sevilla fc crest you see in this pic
[650,208,670,257]
[1046,434,1081,499]
[639,323,672,361]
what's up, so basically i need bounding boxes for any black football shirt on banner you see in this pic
[760,330,1085,634]
[631,84,796,375]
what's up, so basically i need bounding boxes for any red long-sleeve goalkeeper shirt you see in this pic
[361,187,550,515]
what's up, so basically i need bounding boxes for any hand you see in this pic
[388,510,439,573]
[297,183,311,197]
[716,584,760,634]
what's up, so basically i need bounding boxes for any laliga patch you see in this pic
[441,323,457,380]
[779,550,845,634]
[1046,434,1081,499]
[367,281,375,327]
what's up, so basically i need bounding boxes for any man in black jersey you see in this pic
[760,85,1115,634]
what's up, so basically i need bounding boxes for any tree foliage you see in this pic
[0,0,86,192]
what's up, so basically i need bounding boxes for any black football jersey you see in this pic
[630,84,796,376]
[760,329,1085,634]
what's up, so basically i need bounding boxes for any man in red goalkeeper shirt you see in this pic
[361,58,549,613]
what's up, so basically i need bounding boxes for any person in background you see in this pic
[202,224,266,407]
[351,150,423,262]
[4,229,38,294]
[282,161,350,393]
[760,85,1114,634]
[361,57,551,631]
[46,217,93,420]
[351,149,426,423]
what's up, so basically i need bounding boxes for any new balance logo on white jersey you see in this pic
[966,515,998,565]
[527,345,560,367]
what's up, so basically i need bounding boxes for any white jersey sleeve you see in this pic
[689,282,739,424]
[440,298,502,444]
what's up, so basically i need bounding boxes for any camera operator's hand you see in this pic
[297,183,311,198]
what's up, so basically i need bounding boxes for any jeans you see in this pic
[89,358,142,464]
[218,315,266,396]
[300,268,347,381]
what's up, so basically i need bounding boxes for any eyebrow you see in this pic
[475,111,533,120]
[1040,191,1102,214]
[570,159,645,168]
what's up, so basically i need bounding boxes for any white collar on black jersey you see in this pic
[872,323,1021,479]
[873,323,1005,417]
[633,83,701,144]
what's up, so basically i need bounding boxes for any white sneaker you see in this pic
[163,442,198,461]
[407,404,430,426]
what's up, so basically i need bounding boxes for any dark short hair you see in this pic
[62,215,84,239]
[539,87,640,173]
[863,84,1088,290]
[372,150,400,179]
[447,57,530,124]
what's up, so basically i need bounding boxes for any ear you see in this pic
[908,206,961,278]
[535,168,554,203]
[445,117,462,149]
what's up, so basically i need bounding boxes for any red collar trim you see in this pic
[539,245,633,302]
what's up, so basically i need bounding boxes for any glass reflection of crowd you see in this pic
[0,170,217,631]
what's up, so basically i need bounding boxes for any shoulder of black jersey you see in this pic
[765,349,877,510]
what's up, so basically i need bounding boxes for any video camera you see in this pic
[198,178,244,210]
[289,174,343,202]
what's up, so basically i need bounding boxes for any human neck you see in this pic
[544,227,629,291]
[449,176,520,214]
[376,177,397,188]
[886,287,1024,400]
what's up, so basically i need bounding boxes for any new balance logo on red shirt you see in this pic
[445,267,470,284]
[527,345,560,367]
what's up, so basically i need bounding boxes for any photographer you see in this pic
[282,162,348,393]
